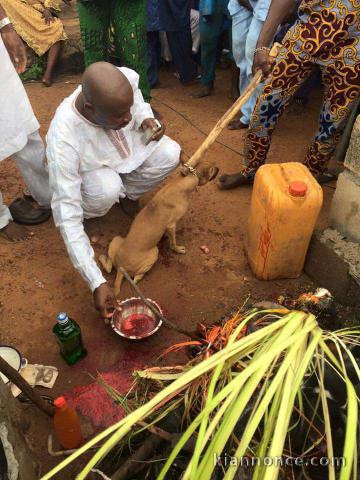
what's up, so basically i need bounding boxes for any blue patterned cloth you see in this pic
[147,0,161,31]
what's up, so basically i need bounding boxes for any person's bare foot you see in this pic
[218,172,254,190]
[42,76,52,87]
[191,84,213,98]
[0,221,33,242]
[227,119,249,130]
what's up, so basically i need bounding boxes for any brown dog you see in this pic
[99,163,219,294]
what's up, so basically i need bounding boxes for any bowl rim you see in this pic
[111,296,163,340]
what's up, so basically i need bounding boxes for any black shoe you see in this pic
[120,198,140,218]
[315,171,338,184]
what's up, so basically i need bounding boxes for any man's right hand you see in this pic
[252,49,274,77]
[238,0,253,12]
[93,282,116,319]
[1,25,27,73]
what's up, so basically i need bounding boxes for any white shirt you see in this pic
[46,67,155,292]
[0,36,39,161]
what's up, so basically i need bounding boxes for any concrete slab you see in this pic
[330,169,360,242]
[344,115,360,175]
[304,229,360,308]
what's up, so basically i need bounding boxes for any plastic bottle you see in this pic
[53,312,87,365]
[246,163,323,280]
[53,396,83,449]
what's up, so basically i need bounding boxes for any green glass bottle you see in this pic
[53,312,87,365]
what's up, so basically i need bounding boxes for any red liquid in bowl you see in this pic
[120,313,156,337]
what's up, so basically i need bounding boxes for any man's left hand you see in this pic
[141,118,165,142]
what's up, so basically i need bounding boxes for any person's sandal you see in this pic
[9,198,51,225]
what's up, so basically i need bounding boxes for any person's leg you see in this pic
[77,0,110,66]
[219,44,315,188]
[121,137,180,200]
[227,7,252,129]
[166,29,198,84]
[12,131,51,208]
[42,41,62,87]
[111,0,151,102]
[192,13,225,98]
[147,31,161,88]
[239,15,267,126]
[303,63,360,176]
[81,167,125,218]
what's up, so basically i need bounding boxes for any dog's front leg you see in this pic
[166,224,186,254]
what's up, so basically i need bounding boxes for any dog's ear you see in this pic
[208,166,219,182]
[198,166,219,186]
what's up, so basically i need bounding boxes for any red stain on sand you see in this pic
[65,359,143,428]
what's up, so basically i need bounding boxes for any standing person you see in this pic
[0,3,51,241]
[227,0,271,129]
[0,0,67,86]
[47,62,180,318]
[77,0,151,101]
[147,0,161,88]
[219,0,360,188]
[159,0,198,85]
[192,0,230,98]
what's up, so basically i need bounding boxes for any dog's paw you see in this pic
[174,245,186,254]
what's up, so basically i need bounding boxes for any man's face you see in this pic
[85,91,134,130]
[91,103,133,130]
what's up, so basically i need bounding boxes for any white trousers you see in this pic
[0,131,51,229]
[81,136,180,219]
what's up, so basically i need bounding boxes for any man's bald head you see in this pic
[81,62,134,130]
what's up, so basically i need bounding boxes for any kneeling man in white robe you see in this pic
[47,62,180,318]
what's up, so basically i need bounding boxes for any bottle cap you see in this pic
[289,181,308,197]
[57,312,68,323]
[54,396,66,408]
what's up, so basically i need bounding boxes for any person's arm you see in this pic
[253,0,296,76]
[47,137,115,318]
[121,67,166,141]
[0,4,27,73]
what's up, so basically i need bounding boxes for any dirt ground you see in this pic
[0,68,336,478]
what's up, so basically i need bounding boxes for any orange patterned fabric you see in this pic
[244,0,360,175]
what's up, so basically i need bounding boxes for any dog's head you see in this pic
[196,164,219,186]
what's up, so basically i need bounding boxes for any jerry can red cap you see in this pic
[289,181,308,197]
[54,396,67,408]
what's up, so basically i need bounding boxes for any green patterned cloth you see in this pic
[77,0,150,102]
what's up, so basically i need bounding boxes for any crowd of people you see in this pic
[0,0,359,316]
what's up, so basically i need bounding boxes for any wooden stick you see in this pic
[181,42,282,175]
[119,267,204,342]
[0,356,54,417]
[111,434,162,480]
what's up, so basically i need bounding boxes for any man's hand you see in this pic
[238,0,253,12]
[1,26,27,73]
[252,49,275,77]
[93,282,116,319]
[42,8,55,25]
[141,118,165,142]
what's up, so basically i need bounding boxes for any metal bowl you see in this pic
[111,297,163,340]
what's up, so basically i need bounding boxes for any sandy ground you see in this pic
[0,68,336,477]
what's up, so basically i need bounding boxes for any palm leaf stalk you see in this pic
[41,310,360,480]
